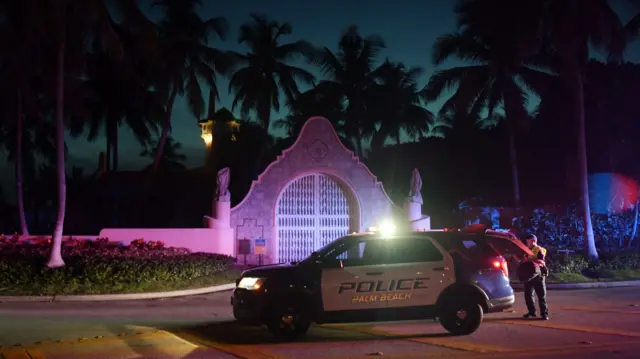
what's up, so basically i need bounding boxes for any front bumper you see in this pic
[486,294,515,313]
[231,288,267,325]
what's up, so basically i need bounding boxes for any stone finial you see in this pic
[216,167,231,201]
[408,168,423,204]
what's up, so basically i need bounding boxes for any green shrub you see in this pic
[544,251,640,277]
[0,237,236,295]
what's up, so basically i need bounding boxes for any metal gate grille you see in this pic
[275,173,351,263]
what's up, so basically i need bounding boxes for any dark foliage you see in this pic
[0,235,235,295]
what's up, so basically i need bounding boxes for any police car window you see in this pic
[322,239,388,266]
[387,237,443,263]
[484,236,528,258]
[462,240,477,249]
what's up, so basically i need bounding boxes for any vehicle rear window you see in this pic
[483,236,529,258]
[432,233,499,257]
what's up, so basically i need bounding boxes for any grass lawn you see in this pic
[0,268,242,296]
[546,268,640,283]
[512,269,640,284]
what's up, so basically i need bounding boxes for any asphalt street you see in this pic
[0,287,639,359]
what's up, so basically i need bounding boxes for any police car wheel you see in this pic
[266,307,311,341]
[439,302,483,335]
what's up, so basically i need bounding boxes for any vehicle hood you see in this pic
[240,263,301,278]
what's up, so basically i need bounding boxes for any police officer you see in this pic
[521,234,549,320]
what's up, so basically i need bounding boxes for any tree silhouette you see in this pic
[425,4,554,207]
[152,0,231,171]
[141,136,187,170]
[228,13,316,131]
[369,60,434,150]
[313,25,385,158]
[453,0,625,261]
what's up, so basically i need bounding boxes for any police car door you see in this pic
[381,236,454,308]
[320,238,389,312]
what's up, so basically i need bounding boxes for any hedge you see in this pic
[0,235,236,295]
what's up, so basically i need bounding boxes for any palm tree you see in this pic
[313,25,385,158]
[84,51,162,173]
[422,29,552,208]
[28,0,152,268]
[0,91,56,236]
[369,60,434,150]
[228,13,316,176]
[621,0,640,51]
[273,87,347,140]
[141,136,187,169]
[365,60,434,195]
[0,0,53,236]
[83,8,163,173]
[228,14,316,130]
[453,0,624,261]
[152,0,232,171]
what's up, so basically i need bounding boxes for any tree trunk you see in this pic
[105,126,111,172]
[502,87,522,208]
[630,199,639,249]
[574,69,598,262]
[153,85,178,170]
[47,4,66,268]
[507,130,521,208]
[112,119,119,172]
[386,130,402,196]
[252,102,271,180]
[111,117,119,225]
[16,88,29,236]
[354,130,364,159]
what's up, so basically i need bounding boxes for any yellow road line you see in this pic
[174,331,293,359]
[1,331,160,352]
[335,325,509,353]
[325,341,640,359]
[2,331,201,359]
[333,323,640,356]
[24,350,45,359]
[497,319,640,338]
[557,306,640,314]
[408,337,510,353]
[0,349,30,359]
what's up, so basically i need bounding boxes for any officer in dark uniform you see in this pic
[521,234,549,320]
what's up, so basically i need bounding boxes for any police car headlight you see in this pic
[379,220,396,236]
[237,277,266,290]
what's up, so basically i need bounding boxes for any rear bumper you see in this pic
[486,294,515,313]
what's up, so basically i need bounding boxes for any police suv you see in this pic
[231,225,532,340]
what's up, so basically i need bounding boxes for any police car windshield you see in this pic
[302,236,351,262]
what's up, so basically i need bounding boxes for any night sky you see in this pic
[1,0,639,202]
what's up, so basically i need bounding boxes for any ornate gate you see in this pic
[275,173,352,263]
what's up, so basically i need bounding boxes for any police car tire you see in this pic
[439,302,483,336]
[266,307,311,341]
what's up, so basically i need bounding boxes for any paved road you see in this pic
[0,287,639,359]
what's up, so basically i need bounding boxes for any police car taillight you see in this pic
[491,257,509,277]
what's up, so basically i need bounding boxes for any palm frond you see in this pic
[432,33,489,65]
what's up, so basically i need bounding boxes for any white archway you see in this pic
[274,173,358,263]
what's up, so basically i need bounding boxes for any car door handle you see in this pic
[433,266,449,271]
[366,272,383,276]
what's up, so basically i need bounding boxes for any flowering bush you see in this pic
[511,203,638,251]
[0,237,235,295]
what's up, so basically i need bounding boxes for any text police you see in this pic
[338,277,429,303]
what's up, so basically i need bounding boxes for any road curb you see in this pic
[511,280,640,290]
[0,283,235,303]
